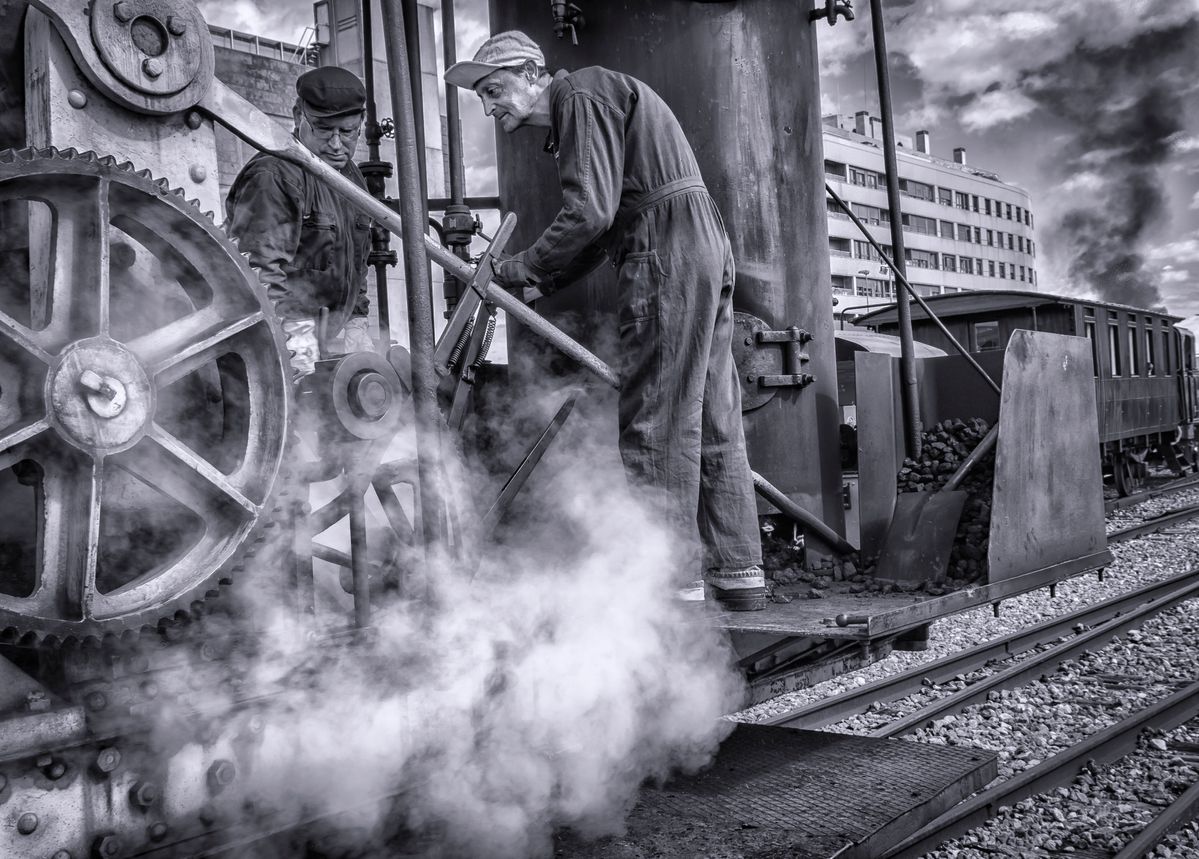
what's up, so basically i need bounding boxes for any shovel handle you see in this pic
[943,424,999,493]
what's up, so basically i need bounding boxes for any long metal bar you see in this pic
[766,565,1199,729]
[348,479,372,628]
[1109,503,1199,544]
[199,82,620,390]
[441,0,466,204]
[751,471,856,554]
[827,183,1001,396]
[401,0,428,201]
[869,0,921,459]
[360,0,392,348]
[379,0,446,549]
[883,682,1199,858]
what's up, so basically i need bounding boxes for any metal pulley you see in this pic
[301,350,410,443]
[732,311,816,411]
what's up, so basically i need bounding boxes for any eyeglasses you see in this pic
[301,112,363,144]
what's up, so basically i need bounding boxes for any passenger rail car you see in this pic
[856,290,1199,494]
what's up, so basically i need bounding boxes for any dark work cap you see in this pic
[296,67,367,118]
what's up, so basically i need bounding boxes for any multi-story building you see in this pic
[823,112,1037,315]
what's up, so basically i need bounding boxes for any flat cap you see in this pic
[444,30,545,90]
[296,67,367,118]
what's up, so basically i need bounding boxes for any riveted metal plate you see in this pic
[732,311,781,411]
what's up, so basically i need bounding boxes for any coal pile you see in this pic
[896,417,995,585]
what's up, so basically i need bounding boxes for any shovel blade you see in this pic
[875,490,968,585]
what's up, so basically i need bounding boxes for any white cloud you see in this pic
[1161,267,1192,283]
[1148,238,1199,263]
[1172,134,1199,154]
[198,0,312,44]
[960,89,1040,130]
[1191,189,1199,210]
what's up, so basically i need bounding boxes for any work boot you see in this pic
[675,580,706,606]
[705,566,767,612]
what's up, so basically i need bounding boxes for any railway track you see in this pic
[1108,501,1199,543]
[1104,473,1199,514]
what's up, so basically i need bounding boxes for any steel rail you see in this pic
[871,573,1199,738]
[1109,503,1199,544]
[1105,474,1199,514]
[1111,777,1199,859]
[881,681,1199,858]
[764,566,1199,730]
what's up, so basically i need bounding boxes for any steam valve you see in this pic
[550,2,585,45]
[810,0,854,25]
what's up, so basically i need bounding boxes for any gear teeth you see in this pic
[136,168,153,179]
[60,147,79,159]
[98,155,117,167]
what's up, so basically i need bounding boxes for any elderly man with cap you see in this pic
[446,32,765,610]
[226,66,375,378]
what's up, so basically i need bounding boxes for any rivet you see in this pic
[744,337,753,345]
[188,164,207,183]
[68,90,88,109]
[112,1,133,22]
[166,15,186,35]
[17,812,38,835]
[46,761,67,780]
[147,822,168,841]
[184,110,203,130]
[142,58,163,79]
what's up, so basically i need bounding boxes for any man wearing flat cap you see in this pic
[226,65,375,378]
[446,32,765,610]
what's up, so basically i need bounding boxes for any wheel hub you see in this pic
[46,337,153,453]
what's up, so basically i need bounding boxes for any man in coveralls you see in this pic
[226,66,376,378]
[446,32,765,610]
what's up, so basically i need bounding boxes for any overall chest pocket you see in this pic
[293,211,339,273]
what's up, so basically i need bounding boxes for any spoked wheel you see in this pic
[1112,450,1147,498]
[0,149,290,644]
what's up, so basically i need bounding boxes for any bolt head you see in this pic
[68,89,88,109]
[147,822,168,841]
[93,834,122,859]
[94,748,121,774]
[207,759,236,792]
[130,781,158,808]
[166,15,187,35]
[85,691,108,712]
[142,58,163,78]
[16,813,38,835]
[112,1,133,22]
[46,761,67,780]
[52,851,72,859]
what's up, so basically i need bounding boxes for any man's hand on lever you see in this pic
[493,257,545,303]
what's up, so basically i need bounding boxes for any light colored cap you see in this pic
[444,30,545,90]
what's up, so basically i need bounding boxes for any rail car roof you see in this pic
[834,329,947,358]
[854,289,1182,326]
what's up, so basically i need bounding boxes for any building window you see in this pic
[1014,206,1021,223]
[938,187,953,206]
[1017,235,1025,253]
[1006,233,1014,250]
[942,254,957,272]
[830,237,852,257]
[1029,212,1035,229]
[986,229,994,247]
[831,274,853,292]
[901,213,937,235]
[906,248,938,269]
[999,262,1007,279]
[1005,202,1013,220]
[828,198,850,219]
[974,321,1001,351]
[955,191,970,209]
[988,260,996,277]
[984,198,993,216]
[851,202,886,225]
[1029,240,1035,257]
[958,223,972,243]
[940,220,957,239]
[824,159,848,179]
[1019,265,1026,282]
[900,178,935,201]
[850,167,878,188]
[971,226,980,243]
[960,256,974,275]
[854,239,881,261]
[971,194,980,212]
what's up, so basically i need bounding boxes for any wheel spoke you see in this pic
[0,310,52,364]
[126,308,265,385]
[40,176,112,348]
[116,424,259,520]
[0,417,50,471]
[33,454,104,623]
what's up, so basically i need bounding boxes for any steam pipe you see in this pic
[751,472,856,556]
[360,0,393,348]
[869,0,922,460]
[380,0,448,548]
[401,0,428,201]
[826,183,1001,396]
[441,0,466,204]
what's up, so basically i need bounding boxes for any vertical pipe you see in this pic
[441,0,466,204]
[348,478,372,628]
[360,0,392,348]
[869,0,922,459]
[381,0,447,550]
[401,0,429,201]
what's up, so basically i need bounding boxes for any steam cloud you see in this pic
[183,395,744,858]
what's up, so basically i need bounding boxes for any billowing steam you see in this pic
[193,398,744,857]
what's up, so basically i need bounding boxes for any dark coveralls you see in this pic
[514,67,762,573]
[225,152,372,336]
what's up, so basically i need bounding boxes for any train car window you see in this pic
[1108,316,1122,376]
[1145,324,1156,376]
[1128,325,1140,376]
[1084,317,1099,377]
[1163,330,1173,375]
[974,321,1001,351]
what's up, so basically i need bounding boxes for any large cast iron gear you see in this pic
[0,147,290,645]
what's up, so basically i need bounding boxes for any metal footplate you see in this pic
[557,724,998,859]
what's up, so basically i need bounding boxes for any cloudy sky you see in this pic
[200,0,1199,319]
